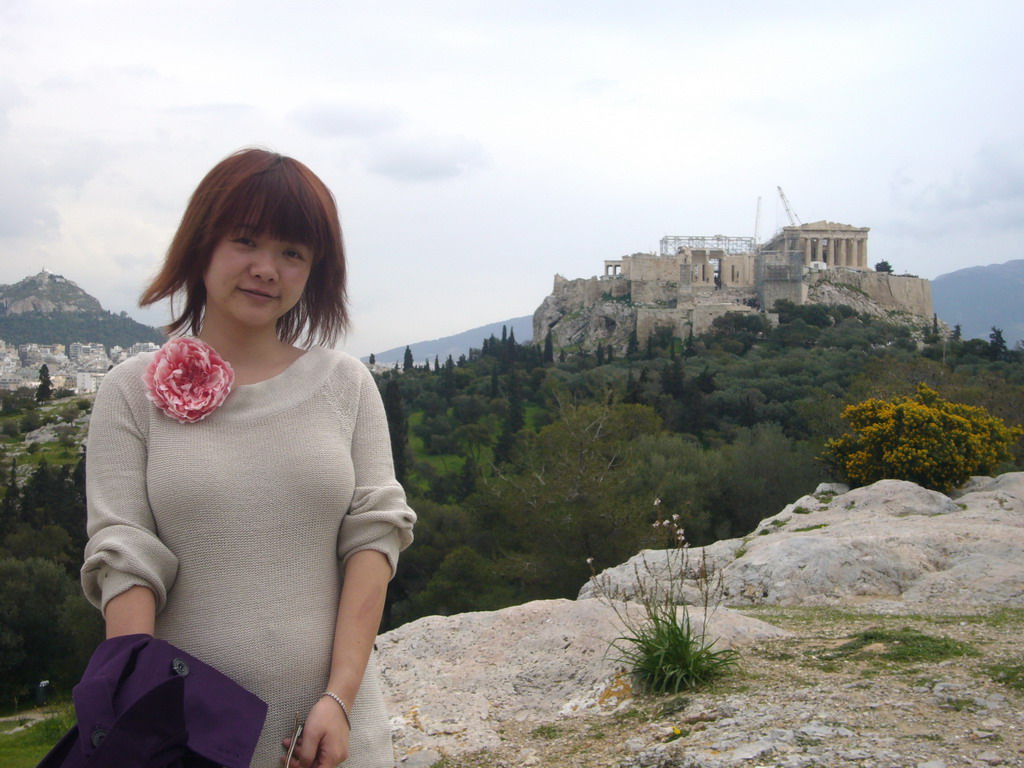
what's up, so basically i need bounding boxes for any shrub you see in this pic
[822,383,1022,492]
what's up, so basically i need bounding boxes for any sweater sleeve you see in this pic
[336,363,416,579]
[81,362,179,614]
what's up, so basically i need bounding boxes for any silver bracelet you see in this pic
[322,690,352,728]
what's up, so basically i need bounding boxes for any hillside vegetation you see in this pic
[383,304,1024,628]
[1,302,1022,719]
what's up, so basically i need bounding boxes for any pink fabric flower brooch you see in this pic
[143,338,235,423]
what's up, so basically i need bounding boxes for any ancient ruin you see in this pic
[534,220,933,352]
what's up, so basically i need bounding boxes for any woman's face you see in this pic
[202,230,313,337]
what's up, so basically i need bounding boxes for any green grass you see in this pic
[0,704,74,768]
[793,523,828,532]
[986,659,1024,692]
[818,627,979,664]
[530,724,562,739]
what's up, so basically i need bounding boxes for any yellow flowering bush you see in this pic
[823,383,1022,492]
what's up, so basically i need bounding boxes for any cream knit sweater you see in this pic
[82,347,415,767]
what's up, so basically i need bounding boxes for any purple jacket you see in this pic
[38,634,267,768]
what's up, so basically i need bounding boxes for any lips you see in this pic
[239,287,277,299]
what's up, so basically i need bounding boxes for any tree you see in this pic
[0,557,79,703]
[989,327,1008,361]
[543,331,554,364]
[874,260,894,273]
[382,379,409,484]
[368,353,376,365]
[823,383,1023,492]
[36,364,53,402]
[402,346,414,372]
[626,330,640,357]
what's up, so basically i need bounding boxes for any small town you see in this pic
[0,339,159,394]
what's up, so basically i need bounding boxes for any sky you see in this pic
[1,0,1022,358]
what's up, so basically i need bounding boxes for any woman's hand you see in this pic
[282,697,351,768]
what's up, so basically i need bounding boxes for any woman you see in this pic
[81,148,416,768]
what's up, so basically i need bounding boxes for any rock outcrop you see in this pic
[579,473,1024,610]
[378,474,1024,763]
[376,598,787,757]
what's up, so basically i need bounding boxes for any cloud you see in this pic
[888,139,1024,237]
[0,136,112,239]
[164,103,259,118]
[366,134,487,182]
[0,79,26,133]
[291,102,404,137]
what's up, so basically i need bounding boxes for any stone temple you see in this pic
[533,221,934,353]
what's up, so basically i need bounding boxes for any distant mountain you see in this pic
[366,316,534,364]
[0,270,166,348]
[932,260,1024,346]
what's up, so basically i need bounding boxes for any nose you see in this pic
[249,248,278,281]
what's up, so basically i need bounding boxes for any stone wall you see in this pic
[623,253,682,282]
[631,280,678,306]
[808,270,933,319]
[635,307,691,343]
[691,303,759,335]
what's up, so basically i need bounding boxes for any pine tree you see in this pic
[494,372,524,465]
[626,330,639,357]
[989,327,1008,361]
[543,331,554,363]
[662,357,685,399]
[382,379,409,484]
[402,346,414,372]
[36,364,53,402]
[1,459,17,541]
[368,353,376,365]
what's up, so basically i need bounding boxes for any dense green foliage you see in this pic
[382,306,1024,627]
[0,396,103,708]
[0,310,164,348]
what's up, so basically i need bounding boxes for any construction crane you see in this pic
[777,186,802,227]
[753,196,762,245]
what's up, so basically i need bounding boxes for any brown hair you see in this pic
[140,148,347,346]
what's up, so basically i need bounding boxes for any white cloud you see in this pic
[366,134,487,182]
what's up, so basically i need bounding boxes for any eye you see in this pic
[284,247,310,261]
[232,236,256,247]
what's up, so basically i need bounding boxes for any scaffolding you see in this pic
[659,235,755,257]
[756,251,804,283]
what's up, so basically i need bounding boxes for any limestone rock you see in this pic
[580,474,1024,610]
[377,597,787,758]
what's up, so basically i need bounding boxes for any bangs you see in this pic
[209,161,332,255]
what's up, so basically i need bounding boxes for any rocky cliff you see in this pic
[533,265,934,355]
[0,270,103,315]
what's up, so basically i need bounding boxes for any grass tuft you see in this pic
[613,606,739,694]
